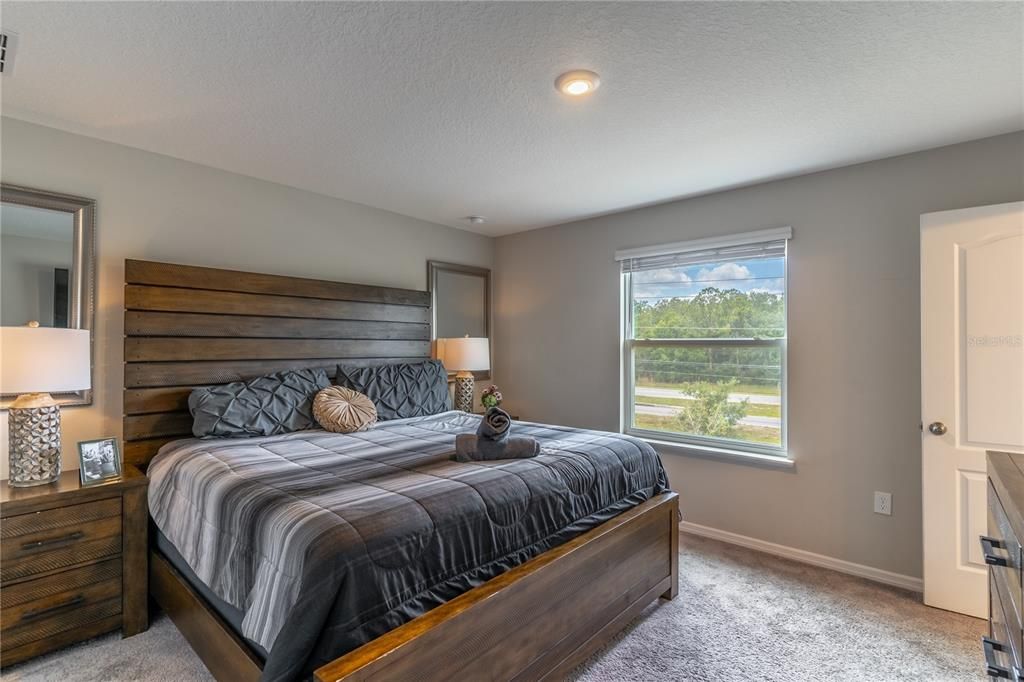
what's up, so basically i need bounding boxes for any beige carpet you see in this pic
[2,534,986,681]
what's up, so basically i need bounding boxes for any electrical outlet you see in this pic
[874,491,892,516]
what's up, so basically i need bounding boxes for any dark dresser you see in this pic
[985,451,1024,680]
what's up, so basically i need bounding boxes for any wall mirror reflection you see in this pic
[2,204,75,327]
[1,185,95,407]
[428,261,491,380]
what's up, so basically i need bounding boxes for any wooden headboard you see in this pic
[122,259,431,468]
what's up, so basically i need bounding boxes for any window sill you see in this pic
[634,435,795,470]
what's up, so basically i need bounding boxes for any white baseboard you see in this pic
[679,521,923,593]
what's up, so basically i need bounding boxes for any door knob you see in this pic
[928,422,948,436]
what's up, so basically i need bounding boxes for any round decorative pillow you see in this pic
[313,386,377,433]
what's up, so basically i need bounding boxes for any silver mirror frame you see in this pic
[1,184,96,408]
[427,260,491,381]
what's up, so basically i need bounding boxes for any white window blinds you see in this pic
[615,227,792,273]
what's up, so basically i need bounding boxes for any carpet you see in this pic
[2,534,985,681]
[570,535,985,681]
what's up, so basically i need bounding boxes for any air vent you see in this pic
[0,32,17,74]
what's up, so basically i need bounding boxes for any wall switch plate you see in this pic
[874,491,892,515]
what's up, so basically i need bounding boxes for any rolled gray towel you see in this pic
[478,407,511,441]
[454,434,540,462]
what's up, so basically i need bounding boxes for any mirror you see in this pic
[1,184,95,407]
[428,261,491,380]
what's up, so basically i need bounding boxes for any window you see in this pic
[618,227,790,457]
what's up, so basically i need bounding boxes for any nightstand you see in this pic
[0,464,148,667]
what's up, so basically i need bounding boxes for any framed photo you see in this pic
[78,437,122,486]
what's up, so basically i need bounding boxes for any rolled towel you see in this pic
[478,407,511,441]
[454,434,540,462]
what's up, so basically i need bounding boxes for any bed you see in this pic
[122,259,679,682]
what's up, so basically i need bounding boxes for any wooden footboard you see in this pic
[315,491,679,682]
[149,492,677,682]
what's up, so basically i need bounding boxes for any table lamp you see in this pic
[439,336,490,412]
[1,323,91,486]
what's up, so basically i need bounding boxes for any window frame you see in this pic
[619,231,790,460]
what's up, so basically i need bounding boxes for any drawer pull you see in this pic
[982,536,1011,567]
[20,595,85,623]
[20,531,85,552]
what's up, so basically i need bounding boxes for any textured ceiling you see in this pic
[1,2,1021,236]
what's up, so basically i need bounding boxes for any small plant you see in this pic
[481,385,503,409]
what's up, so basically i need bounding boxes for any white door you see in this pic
[922,201,1024,617]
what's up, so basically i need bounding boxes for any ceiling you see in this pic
[1,2,1021,237]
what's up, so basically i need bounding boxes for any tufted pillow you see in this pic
[189,368,330,438]
[313,386,377,433]
[335,360,451,421]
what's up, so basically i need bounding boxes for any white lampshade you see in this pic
[439,336,490,372]
[1,326,91,394]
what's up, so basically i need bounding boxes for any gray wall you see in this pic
[494,132,1024,578]
[0,117,493,477]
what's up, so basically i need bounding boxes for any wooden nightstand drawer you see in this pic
[2,595,121,650]
[1,511,122,584]
[2,559,123,649]
[2,557,122,610]
[1,497,121,541]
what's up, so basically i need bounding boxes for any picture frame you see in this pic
[77,437,122,486]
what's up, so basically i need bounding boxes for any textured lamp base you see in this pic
[454,372,475,412]
[8,393,62,487]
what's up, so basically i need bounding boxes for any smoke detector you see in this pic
[0,32,17,74]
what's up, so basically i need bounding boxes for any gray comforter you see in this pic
[148,411,669,681]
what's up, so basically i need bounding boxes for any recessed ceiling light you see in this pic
[465,216,487,225]
[555,70,600,97]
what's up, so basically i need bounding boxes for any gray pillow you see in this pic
[335,360,451,421]
[189,368,330,438]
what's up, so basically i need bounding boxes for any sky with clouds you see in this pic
[631,256,785,301]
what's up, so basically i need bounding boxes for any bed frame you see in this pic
[122,259,679,682]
